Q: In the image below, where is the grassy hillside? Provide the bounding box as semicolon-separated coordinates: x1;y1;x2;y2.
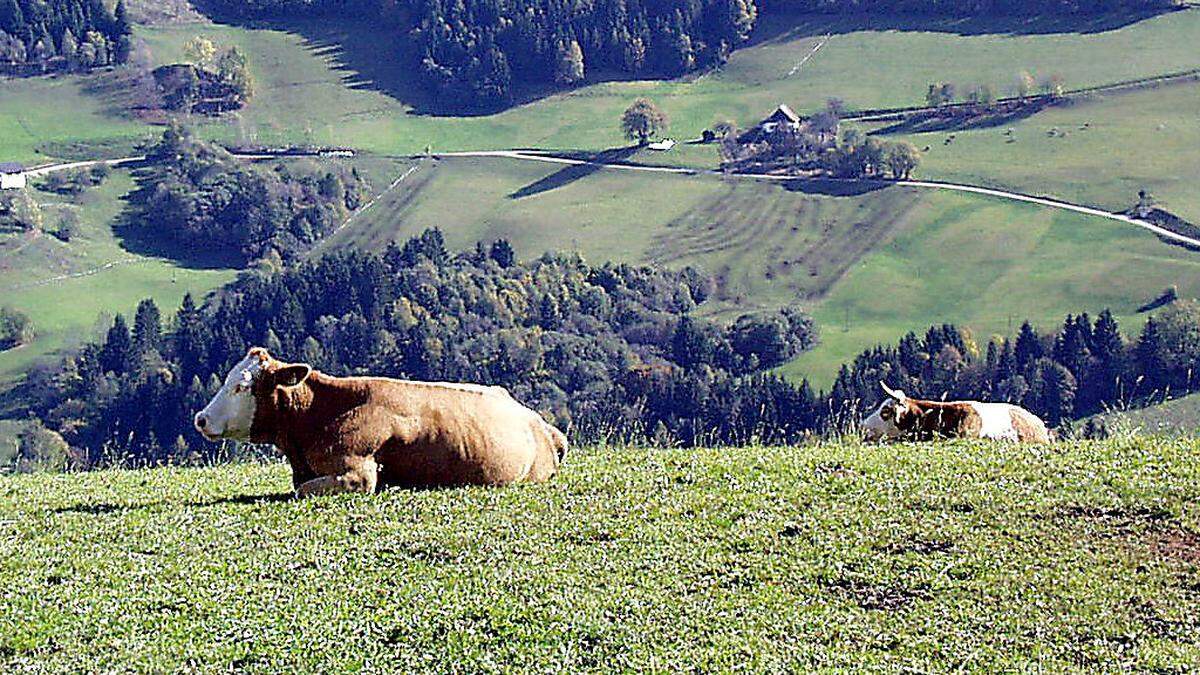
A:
2;440;1199;670
1089;394;1200;437
4;8;1200;163
0;169;236;383
886;80;1200;223
328;157;1200;386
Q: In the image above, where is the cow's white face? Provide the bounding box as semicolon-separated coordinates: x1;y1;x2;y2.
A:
862;399;905;441
862;383;908;441
194;353;265;441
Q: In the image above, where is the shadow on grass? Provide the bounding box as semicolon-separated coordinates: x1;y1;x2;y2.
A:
749;7;1185;46
53;491;294;514
781;177;891;197
508;146;640;199
870;99;1059;136
111;165;246;271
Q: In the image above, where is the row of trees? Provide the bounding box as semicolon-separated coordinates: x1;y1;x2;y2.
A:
12;225;1200;468
209;0;758;109
20;230;818;466
0;0;132;72
924;71;1065;107
127;124;367;263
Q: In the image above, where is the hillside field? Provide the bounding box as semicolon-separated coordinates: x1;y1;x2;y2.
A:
0;168;236;383
1089;393;1200;438
884;80;1200;223
2;440;1199;670
4;7;1200;163
329;156;1200;386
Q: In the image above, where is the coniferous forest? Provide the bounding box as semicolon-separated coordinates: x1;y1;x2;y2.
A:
0;0;132;72
15;226;1200;469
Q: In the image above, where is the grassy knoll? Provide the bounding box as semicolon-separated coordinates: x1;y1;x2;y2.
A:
329;157;1200;387
1089;393;1200;438
2;440;1199;670
0;73;153;166
0;170;235;383
5;8;1200;162
884;80;1200;223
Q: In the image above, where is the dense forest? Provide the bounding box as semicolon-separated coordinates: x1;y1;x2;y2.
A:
14;227;1200;470
126;125;367;263
0;0;132;72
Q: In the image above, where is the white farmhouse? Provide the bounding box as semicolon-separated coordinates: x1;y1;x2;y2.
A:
0;163;26;190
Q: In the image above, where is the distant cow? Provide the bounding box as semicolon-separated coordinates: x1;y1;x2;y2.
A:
194;348;567;497
862;382;1051;444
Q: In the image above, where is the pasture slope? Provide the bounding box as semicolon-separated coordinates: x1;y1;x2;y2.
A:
328;156;1200;386
2;440;1199;671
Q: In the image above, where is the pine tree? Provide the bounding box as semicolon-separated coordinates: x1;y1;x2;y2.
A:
100;314;134;374
132;298;161;356
1014;321;1043;371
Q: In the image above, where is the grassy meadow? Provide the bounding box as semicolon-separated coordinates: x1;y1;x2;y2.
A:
884;80;1200;223
4;7;1200;162
1089;393;1200;438
1;440;1199;670
326;156;1200;386
0;169;236;383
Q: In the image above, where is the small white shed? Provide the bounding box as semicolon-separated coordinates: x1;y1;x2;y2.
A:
0;163;26;190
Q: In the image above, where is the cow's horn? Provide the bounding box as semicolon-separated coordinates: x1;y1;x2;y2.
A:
880;381;905;400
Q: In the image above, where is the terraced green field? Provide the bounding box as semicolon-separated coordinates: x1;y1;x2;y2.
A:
2;440;1199;670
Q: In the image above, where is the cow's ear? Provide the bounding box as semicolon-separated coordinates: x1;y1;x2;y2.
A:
274;363;312;388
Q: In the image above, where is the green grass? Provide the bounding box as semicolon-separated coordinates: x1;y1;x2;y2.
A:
329;157;1200;387
2;440;1199;670
0;170;236;383
5;8;1200;162
885;80;1200;223
1089;393;1200;438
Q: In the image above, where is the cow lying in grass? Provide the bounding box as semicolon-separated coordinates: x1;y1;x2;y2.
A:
194;348;568;497
862;382;1052;444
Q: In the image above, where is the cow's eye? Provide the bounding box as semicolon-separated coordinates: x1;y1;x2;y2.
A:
880;407;891;420
234;384;246;393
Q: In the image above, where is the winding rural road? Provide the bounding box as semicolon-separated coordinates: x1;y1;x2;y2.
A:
16;148;1200;252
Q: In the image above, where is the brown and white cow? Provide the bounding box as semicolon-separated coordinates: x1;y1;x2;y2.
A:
862;382;1052;444
194;348;568;497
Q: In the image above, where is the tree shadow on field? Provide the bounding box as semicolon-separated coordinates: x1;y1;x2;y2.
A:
870;98;1059;136
781;177;891;197
112;164;246;271
508;146;640;200
747;6;1184;46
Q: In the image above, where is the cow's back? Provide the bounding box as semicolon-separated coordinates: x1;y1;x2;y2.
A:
359;378;563;487
972;402;1052;444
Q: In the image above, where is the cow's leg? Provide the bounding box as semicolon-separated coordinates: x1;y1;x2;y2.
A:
294;457;378;499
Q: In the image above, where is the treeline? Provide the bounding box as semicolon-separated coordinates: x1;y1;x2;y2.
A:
758;0;1180;14
830;302;1200;428
0;0;132;72
21;231;818;466
127;125;366;263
